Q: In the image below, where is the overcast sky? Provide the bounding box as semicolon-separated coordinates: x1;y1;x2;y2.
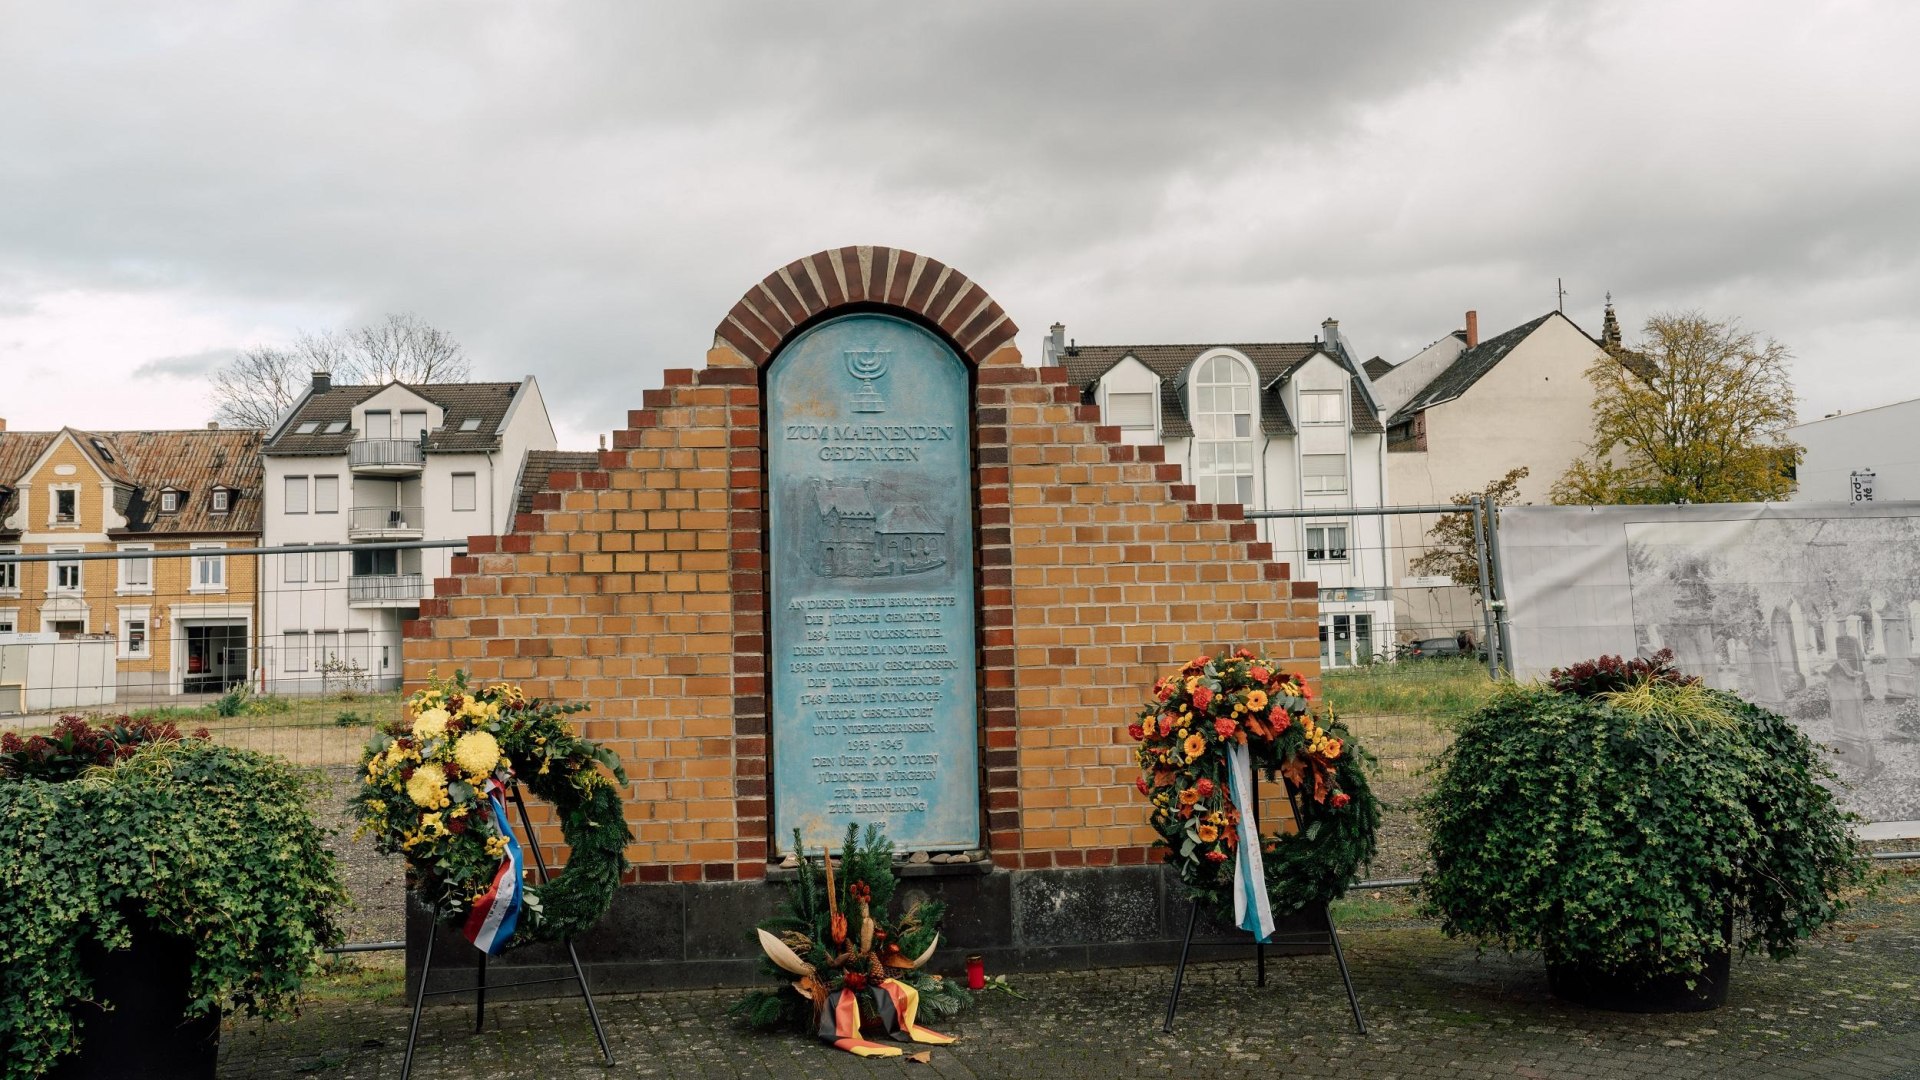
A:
5;1;1918;449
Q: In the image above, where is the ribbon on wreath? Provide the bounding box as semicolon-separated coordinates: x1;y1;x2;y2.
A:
1225;741;1275;942
461;778;525;955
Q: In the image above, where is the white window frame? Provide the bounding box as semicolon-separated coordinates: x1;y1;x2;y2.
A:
313;475;340;514
50;484;80;526
0;608;17;634
1104;390;1158;435
159;490;180;513
451;472;478;512
365;410;392;440
1298;390;1346;426
118;606;151;659
210;488;229;513
1306;524;1350;563
118;543;154;594
314;629;342;670
190;543;227;594
50;546;83;595
283;630;309;672
285;475;309;514
283;545;308;584
312;547;339;583
1189;352;1258;506
0;546;19;595
399;410;428;442
1301;453;1349;495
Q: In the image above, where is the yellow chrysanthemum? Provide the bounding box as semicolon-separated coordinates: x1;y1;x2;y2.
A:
413;707;451;740
454;730;506;779
406;768;450;810
485;835;508;858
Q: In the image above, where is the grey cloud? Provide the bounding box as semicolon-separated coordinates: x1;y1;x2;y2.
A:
132;348;236;380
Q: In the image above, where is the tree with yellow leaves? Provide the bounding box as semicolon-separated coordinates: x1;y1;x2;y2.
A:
1551;311;1801;505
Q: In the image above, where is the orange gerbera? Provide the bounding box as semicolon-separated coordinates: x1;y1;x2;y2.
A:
1247;689;1268;711
1178;787;1200;806
1197;824;1220;842
1182;732;1207;759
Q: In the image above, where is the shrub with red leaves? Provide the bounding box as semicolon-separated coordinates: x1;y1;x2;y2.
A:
1546;647;1699;699
0;714;207;783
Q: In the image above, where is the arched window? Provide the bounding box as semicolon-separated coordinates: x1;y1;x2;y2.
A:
1191;353;1256;504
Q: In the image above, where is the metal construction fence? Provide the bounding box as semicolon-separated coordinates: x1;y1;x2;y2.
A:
0;539;462;765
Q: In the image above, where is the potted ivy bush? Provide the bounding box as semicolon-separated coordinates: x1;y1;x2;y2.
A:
1419;651;1866;1012
0;717;346;1079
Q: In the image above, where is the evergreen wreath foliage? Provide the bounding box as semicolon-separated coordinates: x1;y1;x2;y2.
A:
730;825;971;1031
353;670;630;946
1130;649;1381;920
0;735;345;1080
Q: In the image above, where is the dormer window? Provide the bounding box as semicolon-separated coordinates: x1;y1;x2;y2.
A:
1298;390;1346;425
1190;353;1256;504
1103;391;1156;443
211;489;230;513
159;490;179;513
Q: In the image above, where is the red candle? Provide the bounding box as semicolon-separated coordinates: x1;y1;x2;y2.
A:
965;954;985;991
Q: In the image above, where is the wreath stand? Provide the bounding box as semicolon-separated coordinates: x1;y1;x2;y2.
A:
1161;766;1367;1035
401;783;616;1079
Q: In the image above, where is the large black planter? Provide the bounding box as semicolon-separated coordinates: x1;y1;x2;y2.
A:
1546;947;1732;1013
49;921;219;1080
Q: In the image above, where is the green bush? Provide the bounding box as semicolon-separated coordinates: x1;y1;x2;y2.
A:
0;739;345;1078
1418;679;1865;980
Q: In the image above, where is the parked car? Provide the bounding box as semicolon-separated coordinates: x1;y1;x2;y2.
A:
1404;637;1486;662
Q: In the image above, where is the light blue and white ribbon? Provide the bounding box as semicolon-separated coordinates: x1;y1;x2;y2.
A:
1225;742;1274;942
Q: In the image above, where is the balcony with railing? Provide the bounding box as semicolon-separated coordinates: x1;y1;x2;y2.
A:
347;439;425;474
347;504;425;539
347;573;427;607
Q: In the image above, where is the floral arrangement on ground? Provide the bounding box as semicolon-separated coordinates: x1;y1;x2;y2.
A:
731;825;970;1057
353;670;631;948
1;719;344;1080
1131;649;1380;920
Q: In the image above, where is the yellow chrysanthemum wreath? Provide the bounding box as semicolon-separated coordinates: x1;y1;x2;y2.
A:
353;670;631;947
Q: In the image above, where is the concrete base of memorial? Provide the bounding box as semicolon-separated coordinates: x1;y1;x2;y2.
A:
405;864;1331;1001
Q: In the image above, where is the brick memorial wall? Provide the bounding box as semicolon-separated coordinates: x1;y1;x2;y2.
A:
402;246;1321;989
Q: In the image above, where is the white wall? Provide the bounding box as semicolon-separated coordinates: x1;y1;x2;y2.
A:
0;636;117;713
1372;333;1465;417
1788;400;1920;504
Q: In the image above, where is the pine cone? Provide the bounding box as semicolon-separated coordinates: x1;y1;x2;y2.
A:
868;954;888;980
779;930;814;956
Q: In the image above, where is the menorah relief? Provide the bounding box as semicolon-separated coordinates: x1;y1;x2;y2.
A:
845;348;889;413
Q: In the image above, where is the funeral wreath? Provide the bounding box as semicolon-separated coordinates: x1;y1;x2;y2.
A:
1130;649;1380;929
354;671;630;951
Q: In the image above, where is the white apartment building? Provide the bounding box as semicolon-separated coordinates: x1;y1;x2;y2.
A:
1043;320;1393;668
259;373;557;691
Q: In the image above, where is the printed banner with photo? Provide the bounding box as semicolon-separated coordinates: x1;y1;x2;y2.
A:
1501;502;1920;838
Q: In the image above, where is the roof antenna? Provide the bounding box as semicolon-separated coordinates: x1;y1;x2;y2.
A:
1556;277;1568;313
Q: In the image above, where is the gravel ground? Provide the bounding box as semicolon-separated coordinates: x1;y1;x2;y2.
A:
314;763;407;948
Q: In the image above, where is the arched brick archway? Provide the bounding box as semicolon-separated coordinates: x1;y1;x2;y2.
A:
713;246;1018;367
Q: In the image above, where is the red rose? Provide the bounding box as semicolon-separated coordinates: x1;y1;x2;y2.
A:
843;971;868;990
1204;850;1229;863
1135;776;1150;796
1213;717;1236;740
1127;722;1145;741
401;767;415;781
1235;648;1254;660
443;762;461;779
1157;716;1174;738
1191;686;1214;710
1331;792;1351;809
448;815;469;834
1250;666;1269;683
1195;777;1215;799
1274;714;1291;733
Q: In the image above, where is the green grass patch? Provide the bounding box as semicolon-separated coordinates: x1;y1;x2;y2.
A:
1322;657;1498;724
304;955;406;1005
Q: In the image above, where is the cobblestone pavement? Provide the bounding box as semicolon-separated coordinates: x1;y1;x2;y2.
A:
222;868;1920;1080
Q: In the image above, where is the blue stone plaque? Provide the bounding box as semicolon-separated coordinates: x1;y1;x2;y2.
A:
767;314;979;852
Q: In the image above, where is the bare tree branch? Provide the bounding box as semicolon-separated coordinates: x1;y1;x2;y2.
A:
207;313;473;428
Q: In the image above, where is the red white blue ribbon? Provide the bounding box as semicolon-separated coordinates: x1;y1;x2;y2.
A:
1226;742;1274;942
461;779;524;956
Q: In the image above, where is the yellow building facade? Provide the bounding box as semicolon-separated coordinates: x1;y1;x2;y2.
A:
0;425;263;698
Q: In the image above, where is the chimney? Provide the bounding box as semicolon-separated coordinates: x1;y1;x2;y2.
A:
206;421;220;430
311;370;332;393
1042;322;1067;367
1321;317;1341;355
0;417;7;432
1465;310;1479;348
